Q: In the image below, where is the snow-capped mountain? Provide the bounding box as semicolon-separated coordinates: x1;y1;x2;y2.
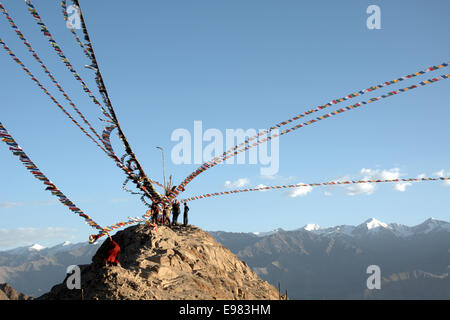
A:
211;218;450;300
364;218;391;230
209;217;450;299
351;218;393;236
252;228;285;237
45;241;83;254
5;243;47;255
3;240;99;256
303;223;321;231
1;218;449;299
412;218;450;234
0;240;102;297
28;244;46;251
250;218;450;239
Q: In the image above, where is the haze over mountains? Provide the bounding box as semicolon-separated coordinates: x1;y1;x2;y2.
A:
0;240;101;297
248;217;450;238
1;218;449;299
211;217;450;299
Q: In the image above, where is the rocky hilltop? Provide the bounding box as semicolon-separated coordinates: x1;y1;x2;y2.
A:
0;283;31;300
38;224;279;300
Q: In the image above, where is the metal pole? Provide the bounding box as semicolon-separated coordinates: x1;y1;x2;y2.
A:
278;281;281;300
156;147;166;190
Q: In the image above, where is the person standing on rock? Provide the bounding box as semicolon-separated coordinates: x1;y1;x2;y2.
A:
171;200;180;225
157;203;164;224
162;202;171;226
150;202;159;224
183;202;189;226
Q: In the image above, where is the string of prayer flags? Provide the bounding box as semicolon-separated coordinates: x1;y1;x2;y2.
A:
181;177;450;202
0;121;105;236
25;0;112;121
172;73;450;198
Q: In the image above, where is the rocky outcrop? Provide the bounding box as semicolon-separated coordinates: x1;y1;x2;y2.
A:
0;283;31;300
39;224;279;300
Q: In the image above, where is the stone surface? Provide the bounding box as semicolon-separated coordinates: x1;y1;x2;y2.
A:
38;224;279;300
0;283;31;300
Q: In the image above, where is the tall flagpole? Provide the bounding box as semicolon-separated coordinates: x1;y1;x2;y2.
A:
156;146;166;193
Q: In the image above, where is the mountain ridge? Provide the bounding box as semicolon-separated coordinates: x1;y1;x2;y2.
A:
1;217;449;299
229;217;450;239
0;283;32;300
209;217;450;299
2;217;448;254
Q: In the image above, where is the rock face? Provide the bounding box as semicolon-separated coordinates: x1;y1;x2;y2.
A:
38;224;279;300
0;283;31;300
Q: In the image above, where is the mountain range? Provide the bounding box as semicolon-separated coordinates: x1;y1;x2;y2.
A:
249;217;450;238
210;218;450;299
0;240;101;297
1;217;449;299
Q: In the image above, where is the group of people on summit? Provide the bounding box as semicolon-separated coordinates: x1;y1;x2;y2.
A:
105;200;190;266
149;199;189;227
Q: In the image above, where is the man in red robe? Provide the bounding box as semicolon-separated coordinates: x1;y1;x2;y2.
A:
105;236;120;266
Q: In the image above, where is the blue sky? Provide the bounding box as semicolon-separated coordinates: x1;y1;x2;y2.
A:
0;0;449;249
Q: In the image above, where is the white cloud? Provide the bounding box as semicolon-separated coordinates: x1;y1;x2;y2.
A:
336;167;449;196
0;227;75;249
362;167;402;180
417;173;426;179
393;182;412;192
346;167;411;195
224;178;250;189
255;184;269;192
432;169;450;186
433;169;445;177
285;183;313;198
322;176;350;196
0;202;23;209
346;183;376;196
